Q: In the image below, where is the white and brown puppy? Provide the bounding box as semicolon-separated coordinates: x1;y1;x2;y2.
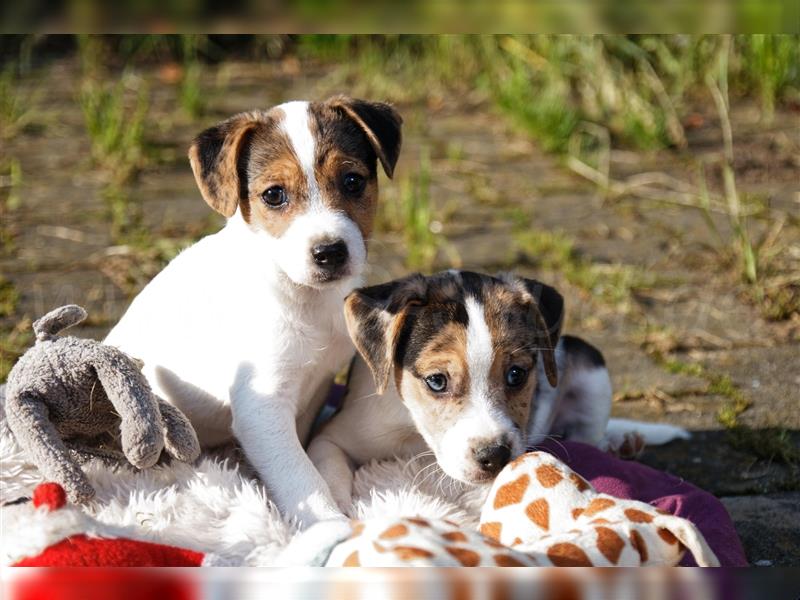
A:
308;270;613;511
105;97;402;526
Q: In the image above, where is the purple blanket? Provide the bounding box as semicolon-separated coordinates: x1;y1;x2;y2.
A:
538;439;747;567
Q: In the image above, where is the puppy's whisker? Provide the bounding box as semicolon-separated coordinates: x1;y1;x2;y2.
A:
407;449;436;463
405;451;436;479
417;463;443;489
530;434;571;462
411;461;440;488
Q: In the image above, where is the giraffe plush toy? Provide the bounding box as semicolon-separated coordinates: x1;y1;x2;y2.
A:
285;451;720;567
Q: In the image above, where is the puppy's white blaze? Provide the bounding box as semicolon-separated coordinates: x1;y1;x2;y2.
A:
463;295;518;448
279;101;321;202
464;296;493;403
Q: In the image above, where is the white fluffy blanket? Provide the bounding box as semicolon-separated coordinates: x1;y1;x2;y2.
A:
0;399;488;566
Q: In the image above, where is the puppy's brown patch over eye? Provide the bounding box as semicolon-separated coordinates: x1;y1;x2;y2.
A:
314;97;401;243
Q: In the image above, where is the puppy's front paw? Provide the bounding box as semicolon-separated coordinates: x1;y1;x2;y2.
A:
278;518;354;566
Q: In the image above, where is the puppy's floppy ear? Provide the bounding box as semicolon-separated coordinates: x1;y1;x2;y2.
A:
188;112;262;217
517;276;564;388
328;96;403;178
344;275;425;394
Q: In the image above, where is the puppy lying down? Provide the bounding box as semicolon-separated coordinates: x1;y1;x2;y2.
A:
309;270;687;512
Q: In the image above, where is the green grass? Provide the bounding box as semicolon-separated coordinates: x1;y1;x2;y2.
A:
78;76;149;183
297;35;799;153
0;66;40;140
0;318;32;384
178;35;207;119
512;228;656;305
647;352;755;431
640;337;798;468
0;158;22;254
0;276;19;319
78;73;149;240
377;149;442;270
102;184;142;242
726;428;800;465
756;282;800;321
734;34;800;122
0;277;30;383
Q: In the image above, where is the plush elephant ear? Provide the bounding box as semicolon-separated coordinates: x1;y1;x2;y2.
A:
188;111;263;217
344;275;426;394
327;96;403;178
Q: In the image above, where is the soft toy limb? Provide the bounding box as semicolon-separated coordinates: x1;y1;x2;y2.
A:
65;439;126;466
32;305;87;342
91;346;164;469
5;391;95;503
156;400;201;463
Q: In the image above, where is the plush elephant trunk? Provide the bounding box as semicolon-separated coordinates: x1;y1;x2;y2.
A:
33;305;88;342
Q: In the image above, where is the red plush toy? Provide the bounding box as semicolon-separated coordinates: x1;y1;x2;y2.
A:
9;482;230;567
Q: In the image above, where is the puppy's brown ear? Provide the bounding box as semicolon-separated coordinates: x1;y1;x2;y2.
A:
344;275;425;394
328;96;403;178
518;277;564;388
188;112;262;217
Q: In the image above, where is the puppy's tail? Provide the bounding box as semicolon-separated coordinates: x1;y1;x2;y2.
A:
605;417;690;450
33;305;88;342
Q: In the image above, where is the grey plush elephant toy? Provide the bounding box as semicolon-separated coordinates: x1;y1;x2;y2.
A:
4;305;201;503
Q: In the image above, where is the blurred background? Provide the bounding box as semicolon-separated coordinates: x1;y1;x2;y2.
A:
0;34;798;565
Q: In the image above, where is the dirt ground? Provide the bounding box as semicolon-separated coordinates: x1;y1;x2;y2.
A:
2;57;798;565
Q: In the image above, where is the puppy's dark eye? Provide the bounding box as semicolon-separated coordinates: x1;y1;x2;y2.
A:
506;366;528;388
261;185;287;207
424;373;447;393
342;172;366;196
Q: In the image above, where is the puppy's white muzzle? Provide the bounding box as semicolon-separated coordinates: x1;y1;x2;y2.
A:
431;407;524;485
275;209;366;288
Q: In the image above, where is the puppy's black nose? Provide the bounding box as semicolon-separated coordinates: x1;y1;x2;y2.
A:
311;241;348;269
474;443;512;475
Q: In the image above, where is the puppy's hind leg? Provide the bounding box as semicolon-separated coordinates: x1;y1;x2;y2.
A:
547;336;613;448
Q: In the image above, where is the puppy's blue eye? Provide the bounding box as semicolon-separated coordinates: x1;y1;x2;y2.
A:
342;172;366;195
262;186;287;207
506;366;527;388
424;373;447;393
